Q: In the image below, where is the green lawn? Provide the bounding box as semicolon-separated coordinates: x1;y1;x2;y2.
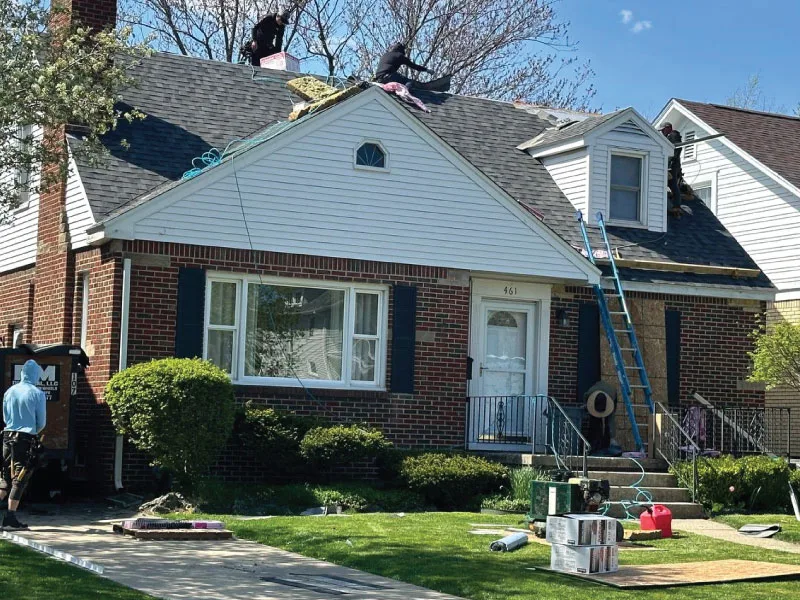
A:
188;512;800;600
715;514;800;544
0;540;155;600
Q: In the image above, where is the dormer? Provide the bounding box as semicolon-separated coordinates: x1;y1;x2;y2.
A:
519;108;672;232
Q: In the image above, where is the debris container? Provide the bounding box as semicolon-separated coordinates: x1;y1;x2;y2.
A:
640;504;673;538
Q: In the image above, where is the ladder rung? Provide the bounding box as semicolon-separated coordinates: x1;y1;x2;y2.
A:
629;385;649;389
609;311;627;315
613;329;631;333
625;366;642;370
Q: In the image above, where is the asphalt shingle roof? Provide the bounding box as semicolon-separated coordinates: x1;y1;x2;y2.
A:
77;53;771;291
521;109;623;149
677;99;800;191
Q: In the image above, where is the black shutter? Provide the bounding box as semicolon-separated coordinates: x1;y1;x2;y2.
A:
175;267;206;358
577;302;601;402
665;309;681;407
390;285;417;394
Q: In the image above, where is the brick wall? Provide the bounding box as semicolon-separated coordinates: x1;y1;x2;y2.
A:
58;1;117;32
0;266;35;347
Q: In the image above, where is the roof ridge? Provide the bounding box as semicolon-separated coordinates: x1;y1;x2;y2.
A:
677;98;800;122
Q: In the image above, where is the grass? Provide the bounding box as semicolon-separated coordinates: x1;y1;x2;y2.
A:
715;514;800;544
0;540;155;600
184;511;800;599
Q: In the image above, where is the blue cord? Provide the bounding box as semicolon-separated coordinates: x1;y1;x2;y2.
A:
618;456;654;520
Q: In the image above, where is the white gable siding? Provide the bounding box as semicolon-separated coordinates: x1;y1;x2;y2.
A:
126;98;591;281
0;195;38;272
541;149;589;214
589;120;668;232
64;156;95;249
670;115;800;296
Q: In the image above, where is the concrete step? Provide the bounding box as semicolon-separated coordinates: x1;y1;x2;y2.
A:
609;485;692;503
589;471;678;487
602;501;705;520
531;456;667;472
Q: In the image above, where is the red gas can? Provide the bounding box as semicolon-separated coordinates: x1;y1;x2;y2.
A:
639;504;672;538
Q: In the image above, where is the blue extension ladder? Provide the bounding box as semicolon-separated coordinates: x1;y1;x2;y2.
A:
577;211;654;454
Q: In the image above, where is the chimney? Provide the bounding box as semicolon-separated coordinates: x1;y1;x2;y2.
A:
32;1;118;345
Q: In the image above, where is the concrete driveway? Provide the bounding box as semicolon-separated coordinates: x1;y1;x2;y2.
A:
9;505;465;600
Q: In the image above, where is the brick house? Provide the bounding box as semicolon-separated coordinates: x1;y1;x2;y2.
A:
0;1;779;491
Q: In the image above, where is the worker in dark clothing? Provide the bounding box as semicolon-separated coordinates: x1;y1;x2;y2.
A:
661;122;683;209
249;10;291;67
374;43;434;87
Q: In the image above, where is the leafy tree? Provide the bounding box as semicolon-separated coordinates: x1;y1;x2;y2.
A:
0;0;149;222
749;322;800;391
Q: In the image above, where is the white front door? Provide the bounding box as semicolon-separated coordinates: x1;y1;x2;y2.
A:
477;301;536;397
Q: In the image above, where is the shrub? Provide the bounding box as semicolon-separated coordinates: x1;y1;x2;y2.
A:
300;425;392;468
399;453;509;509
791;468;800;490
480;495;530;513
508;467;547;502
233;405;327;474
105;358;235;488
672;455;792;512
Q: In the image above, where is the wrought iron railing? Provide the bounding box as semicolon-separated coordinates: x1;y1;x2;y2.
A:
465;395;590;477
679;397;793;458
654;401;700;502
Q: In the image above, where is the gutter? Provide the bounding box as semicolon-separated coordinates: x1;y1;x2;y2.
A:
114;257;132;491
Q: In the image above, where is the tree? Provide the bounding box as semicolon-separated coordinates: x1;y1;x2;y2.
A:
122;0;595;107
0;0;149;222
749;322;800;391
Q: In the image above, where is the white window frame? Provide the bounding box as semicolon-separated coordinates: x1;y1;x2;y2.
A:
683;130;697;162
693;175;718;214
607;149;648;227
354;139;389;172
14;124;33;212
203;273;388;390
79;272;89;349
11;326;24;348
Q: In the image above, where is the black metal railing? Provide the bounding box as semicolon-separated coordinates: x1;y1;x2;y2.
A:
677;401;793;458
654;401;699;502
465;395;590;476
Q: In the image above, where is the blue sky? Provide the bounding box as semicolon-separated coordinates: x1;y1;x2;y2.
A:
558;0;800;117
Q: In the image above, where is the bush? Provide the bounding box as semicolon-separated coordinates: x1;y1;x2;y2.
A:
791;468;800;490
105;358;235;488
672;455;793;512
480;495;530;513
399;453;509;509
233;405;327;474
508;467;547;502
300;425;392;468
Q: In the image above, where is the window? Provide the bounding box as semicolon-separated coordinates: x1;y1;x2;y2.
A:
12;326;24;348
694;181;716;213
355;142;386;169
14;125;32;210
609;153;643;222
205;276;386;388
79;273;90;349
683;130;697;161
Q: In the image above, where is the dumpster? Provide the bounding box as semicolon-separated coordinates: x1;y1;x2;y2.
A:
0;343;90;460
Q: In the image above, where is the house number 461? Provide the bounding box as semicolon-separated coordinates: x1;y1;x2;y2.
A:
504;286;518;296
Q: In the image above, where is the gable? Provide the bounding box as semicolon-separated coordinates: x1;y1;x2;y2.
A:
96;91;597;283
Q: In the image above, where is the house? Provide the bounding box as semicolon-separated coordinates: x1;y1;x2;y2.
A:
0;1;779;491
655;99;800;438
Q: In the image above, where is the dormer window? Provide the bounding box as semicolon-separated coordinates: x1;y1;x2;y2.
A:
355;141;387;170
609;152;644;223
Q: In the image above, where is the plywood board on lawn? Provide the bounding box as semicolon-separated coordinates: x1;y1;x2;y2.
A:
539;559;800;588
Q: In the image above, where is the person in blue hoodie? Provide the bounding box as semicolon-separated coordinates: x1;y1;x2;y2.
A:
1;359;46;530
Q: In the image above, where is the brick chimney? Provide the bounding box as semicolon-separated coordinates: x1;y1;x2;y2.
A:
32;1;118;345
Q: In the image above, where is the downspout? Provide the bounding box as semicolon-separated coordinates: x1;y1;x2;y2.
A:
114;257;132;491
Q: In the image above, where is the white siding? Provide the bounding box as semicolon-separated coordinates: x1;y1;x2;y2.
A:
541;149;589;214
124;97;591;281
589;120;668;231
64;155;95;249
669;113;800;295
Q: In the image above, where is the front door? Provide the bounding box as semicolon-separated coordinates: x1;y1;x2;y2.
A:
470;300;539;446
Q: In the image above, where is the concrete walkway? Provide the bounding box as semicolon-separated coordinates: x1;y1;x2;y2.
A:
10;505;464;600
673;519;800;554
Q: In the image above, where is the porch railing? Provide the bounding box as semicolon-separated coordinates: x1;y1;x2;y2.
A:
465;395;590;476
654;401;699;502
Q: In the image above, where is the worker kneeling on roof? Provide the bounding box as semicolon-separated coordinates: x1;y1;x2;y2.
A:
248;9;291;66
1;360;46;530
374;42;435;88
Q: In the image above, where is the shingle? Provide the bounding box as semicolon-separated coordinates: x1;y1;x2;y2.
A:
521;109;624;149
677;99;800;191
77;52;772;292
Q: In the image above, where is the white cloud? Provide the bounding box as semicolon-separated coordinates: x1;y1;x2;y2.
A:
631;20;653;33
620;9;633;24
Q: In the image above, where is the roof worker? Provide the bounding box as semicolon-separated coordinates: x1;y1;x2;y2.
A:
661;122;683;210
1;360;47;530
374;42;435;88
249;9;292;67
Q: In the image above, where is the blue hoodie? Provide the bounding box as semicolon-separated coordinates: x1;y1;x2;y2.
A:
3;360;47;434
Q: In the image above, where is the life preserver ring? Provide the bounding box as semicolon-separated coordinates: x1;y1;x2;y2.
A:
586;388;615;419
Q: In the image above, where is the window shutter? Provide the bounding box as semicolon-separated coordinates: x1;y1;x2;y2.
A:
175;267;206;358
390;285;417;393
665;310;681;407
577;302;601;402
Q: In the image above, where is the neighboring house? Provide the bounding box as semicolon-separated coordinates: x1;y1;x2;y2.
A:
0;2;779;491
655;99;800;433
